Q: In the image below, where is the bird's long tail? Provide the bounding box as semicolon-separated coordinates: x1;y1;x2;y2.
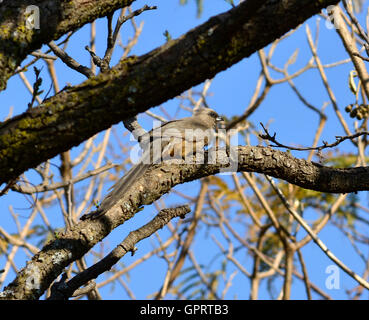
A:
81;141;167;220
99;162;148;212
81;162;149;220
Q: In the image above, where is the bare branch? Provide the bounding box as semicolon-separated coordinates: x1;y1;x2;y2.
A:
48;41;94;78
102;5;157;71
12;163;117;194
266;175;369;291
48;205;190;300
259;122;369;151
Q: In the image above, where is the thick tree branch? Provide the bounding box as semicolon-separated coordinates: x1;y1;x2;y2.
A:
1;145;368;300
0;0;137;91
0;0;341;185
48;205;190;300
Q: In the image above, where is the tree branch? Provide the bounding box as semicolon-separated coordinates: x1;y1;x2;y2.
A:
0;0;341;184
1;145;369;299
48;41;94;78
259;122;369;151
11;163;117;194
265;174;369;291
48;205;191;300
0;0;137;91
101;5;157;71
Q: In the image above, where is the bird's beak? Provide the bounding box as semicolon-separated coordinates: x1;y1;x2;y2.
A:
216;116;224;122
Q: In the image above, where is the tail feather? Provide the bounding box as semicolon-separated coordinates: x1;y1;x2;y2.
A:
98;162;149;213
81;141;162;220
99;136;179;213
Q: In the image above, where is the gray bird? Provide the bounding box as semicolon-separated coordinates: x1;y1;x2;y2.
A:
82;108;223;220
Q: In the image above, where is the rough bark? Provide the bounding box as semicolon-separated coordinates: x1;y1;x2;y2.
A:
0;0;340;185
0;0;136;90
48;205;191;300
1;146;368;300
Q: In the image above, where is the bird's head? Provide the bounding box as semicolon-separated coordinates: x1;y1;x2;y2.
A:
193;108;224;128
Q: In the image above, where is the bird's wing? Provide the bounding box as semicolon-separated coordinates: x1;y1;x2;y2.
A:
96;124;191;216
81;115;216;219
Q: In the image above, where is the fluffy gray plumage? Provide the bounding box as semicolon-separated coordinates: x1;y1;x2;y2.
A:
82;108;222;219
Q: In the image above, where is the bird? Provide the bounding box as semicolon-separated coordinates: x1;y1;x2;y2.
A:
81;108;223;220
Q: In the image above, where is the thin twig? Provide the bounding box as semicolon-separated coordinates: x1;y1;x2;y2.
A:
87;5;157;72
353;52;369;62
306;24;352;137
12;163;117;194
343;0;369;43
265;174;369;291
259;122;369;151
48;41;94;78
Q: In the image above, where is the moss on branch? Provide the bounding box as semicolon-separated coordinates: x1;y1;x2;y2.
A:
0;0;341;184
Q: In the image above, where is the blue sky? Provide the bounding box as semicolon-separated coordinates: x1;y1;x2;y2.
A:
1;0;369;300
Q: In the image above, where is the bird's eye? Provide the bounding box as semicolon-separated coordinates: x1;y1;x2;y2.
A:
209;111;217;118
